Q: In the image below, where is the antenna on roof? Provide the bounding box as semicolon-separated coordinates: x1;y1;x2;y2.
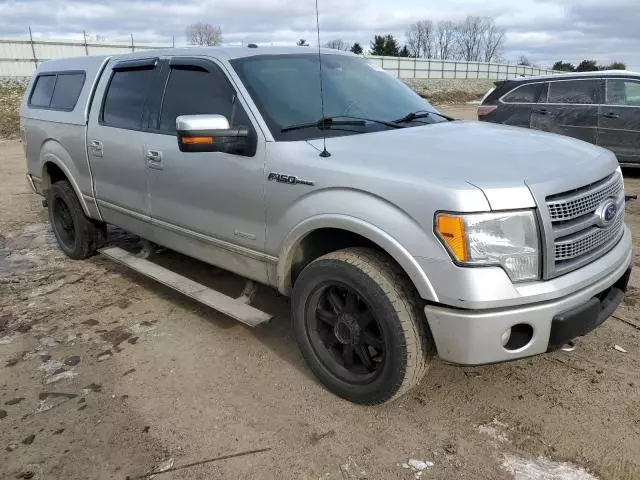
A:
315;0;330;158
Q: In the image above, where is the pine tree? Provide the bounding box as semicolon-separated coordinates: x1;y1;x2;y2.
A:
350;42;363;55
370;35;387;55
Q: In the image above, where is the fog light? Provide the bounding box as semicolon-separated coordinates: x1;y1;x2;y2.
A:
501;328;512;347
504;323;534;351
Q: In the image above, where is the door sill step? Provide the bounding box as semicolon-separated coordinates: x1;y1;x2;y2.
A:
98;246;272;327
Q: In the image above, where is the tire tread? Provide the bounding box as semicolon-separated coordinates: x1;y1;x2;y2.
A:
48;180;106;259
305;247;433;404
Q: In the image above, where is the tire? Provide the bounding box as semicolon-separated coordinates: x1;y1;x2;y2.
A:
48;180;107;259
292;247;433;405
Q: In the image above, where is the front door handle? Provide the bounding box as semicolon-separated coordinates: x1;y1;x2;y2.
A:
600;112;620;119
533;108;550;115
146;150;163;170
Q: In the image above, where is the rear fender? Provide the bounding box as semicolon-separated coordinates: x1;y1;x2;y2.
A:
39;140;92;217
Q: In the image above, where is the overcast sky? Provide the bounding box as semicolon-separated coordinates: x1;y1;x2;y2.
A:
0;0;639;69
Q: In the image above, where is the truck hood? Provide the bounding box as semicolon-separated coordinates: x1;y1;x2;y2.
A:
307;120;618;210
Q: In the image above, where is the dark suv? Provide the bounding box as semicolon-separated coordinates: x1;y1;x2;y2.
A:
478;71;640;166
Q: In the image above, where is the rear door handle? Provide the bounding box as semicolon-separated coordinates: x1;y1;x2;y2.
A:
89;139;103;157
533;108;550;115
146;150;163;170
600;112;620;119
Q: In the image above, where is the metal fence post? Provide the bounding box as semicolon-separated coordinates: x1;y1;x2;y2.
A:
83;30;89;55
28;26;38;71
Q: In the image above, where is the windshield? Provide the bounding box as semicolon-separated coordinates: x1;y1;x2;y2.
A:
230;53;445;141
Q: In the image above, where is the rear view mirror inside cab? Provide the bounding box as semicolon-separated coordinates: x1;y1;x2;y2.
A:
176;114;249;153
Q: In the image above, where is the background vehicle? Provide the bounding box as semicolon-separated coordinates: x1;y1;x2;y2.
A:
478;71;640;166
21;48;632;404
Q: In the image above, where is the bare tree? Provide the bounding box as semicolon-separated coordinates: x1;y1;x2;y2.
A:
406;20;435;58
482;20;505;62
435;20;457;60
323;39;350;51
518;55;532;66
406;22;424;57
186;22;222;46
456;16;486;61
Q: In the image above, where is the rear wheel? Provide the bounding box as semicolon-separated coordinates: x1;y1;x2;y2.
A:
48;180;106;259
292;247;433;404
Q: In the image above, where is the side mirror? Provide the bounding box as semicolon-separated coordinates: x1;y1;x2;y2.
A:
176;114;249;153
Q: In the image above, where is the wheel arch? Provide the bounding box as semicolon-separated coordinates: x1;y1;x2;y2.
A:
39;139;92;217
276;215;438;302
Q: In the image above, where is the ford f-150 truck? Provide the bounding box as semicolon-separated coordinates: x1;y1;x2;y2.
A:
20;47;632;404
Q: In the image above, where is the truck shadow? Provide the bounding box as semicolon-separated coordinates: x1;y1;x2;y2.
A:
96;229;315;379
622;166;640;179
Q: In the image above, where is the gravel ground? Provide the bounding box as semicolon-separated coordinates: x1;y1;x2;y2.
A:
1;113;640;480
0;79;26;139
403;79;493;104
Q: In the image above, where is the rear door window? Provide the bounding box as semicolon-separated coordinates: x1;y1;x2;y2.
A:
502;83;544;103
102;65;156;129
606;79;640;106
29;74;57;107
49;73;85;110
548;79;601;104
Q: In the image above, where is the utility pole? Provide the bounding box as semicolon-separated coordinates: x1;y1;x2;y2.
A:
172;35;175;48
130;33;135;52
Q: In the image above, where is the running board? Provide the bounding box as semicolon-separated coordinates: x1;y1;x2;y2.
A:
98;246;272;327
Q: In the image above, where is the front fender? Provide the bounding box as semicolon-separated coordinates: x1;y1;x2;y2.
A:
276;213;439;301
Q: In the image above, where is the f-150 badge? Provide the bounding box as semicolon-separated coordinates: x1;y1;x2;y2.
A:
267;172;314;186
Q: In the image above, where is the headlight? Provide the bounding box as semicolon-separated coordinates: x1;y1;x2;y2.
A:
435;210;540;282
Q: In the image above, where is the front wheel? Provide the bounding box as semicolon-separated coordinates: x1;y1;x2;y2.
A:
292;247;433;404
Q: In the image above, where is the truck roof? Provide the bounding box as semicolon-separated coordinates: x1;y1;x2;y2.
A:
37;46;353;73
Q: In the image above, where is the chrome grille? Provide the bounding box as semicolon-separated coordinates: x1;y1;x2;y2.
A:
554;214;624;262
545;172;625;276
547;174;623;222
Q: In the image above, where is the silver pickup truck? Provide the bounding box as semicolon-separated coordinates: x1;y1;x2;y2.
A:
20;47;632;404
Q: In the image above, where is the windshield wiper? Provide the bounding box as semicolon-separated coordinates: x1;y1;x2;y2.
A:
392;110;454;124
281;115;404;133
336;115;405;129
281;117;365;133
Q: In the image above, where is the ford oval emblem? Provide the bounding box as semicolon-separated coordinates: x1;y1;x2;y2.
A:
595;198;618;227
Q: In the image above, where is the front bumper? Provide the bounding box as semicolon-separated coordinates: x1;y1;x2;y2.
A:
424;226;633;365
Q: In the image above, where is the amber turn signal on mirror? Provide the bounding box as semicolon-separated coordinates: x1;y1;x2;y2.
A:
180;136;214;145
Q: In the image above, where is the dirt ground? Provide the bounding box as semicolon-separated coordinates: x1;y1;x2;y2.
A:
1;106;639;480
